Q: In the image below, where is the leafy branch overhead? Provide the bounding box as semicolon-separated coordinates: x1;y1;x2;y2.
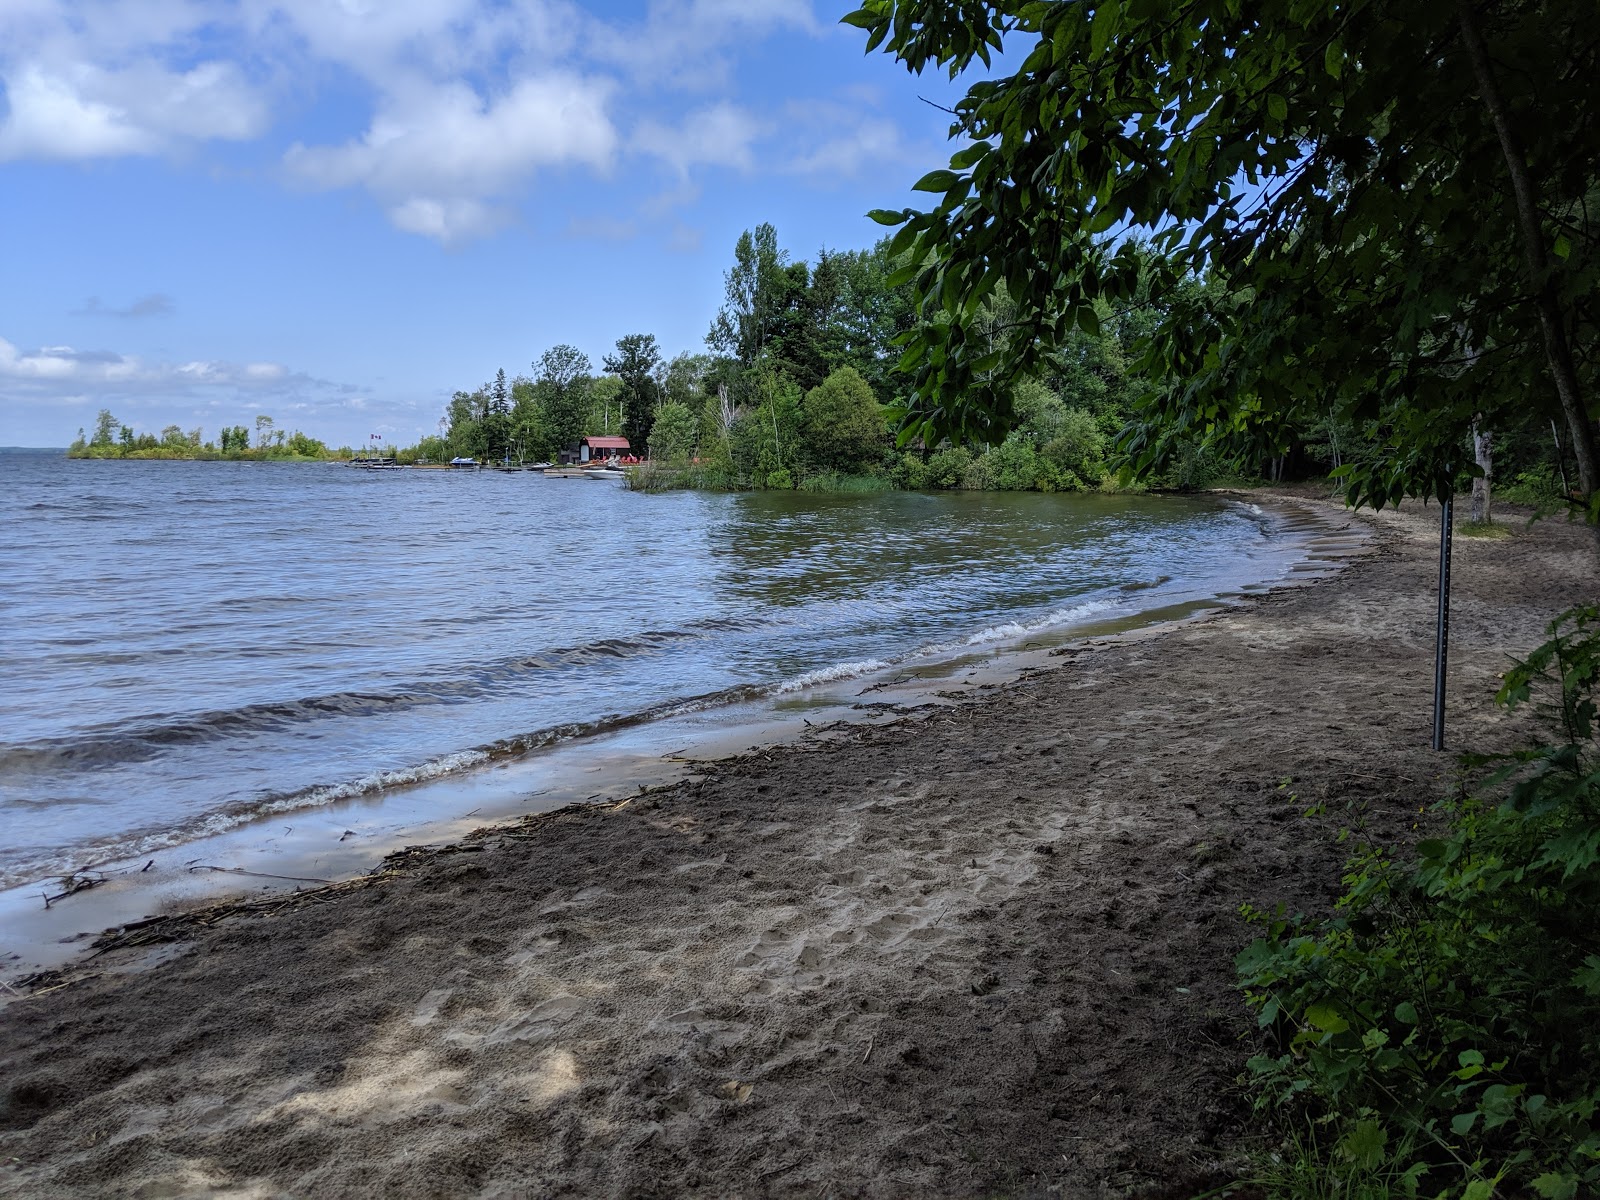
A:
847;0;1600;509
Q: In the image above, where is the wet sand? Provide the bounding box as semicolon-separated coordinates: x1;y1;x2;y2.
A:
0;493;1592;1198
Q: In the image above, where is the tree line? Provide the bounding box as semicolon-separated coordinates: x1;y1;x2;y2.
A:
67;410;342;461
421;221;1575;509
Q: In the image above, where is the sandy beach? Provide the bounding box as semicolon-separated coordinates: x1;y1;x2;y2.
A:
1;492;1593;1198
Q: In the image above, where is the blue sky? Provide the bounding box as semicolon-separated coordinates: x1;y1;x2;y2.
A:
0;1;965;448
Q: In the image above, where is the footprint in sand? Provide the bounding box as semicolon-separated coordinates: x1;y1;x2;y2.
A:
735;929;826;979
478;994;586;1044
411;987;453;1026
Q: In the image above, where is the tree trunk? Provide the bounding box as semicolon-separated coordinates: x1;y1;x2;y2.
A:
1471;422;1494;523
1458;1;1599;501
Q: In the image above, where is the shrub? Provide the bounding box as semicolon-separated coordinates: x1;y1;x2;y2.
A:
925;446;973;489
894;451;932;490
1501;464;1569;510
801;366;887;473
1040;408;1106;481
1237;606;1600;1198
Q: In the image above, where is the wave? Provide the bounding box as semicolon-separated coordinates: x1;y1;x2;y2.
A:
951;598;1118;649
0;617;779;777
0;586;1158;886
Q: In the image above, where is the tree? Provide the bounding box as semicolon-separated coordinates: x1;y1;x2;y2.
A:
660;353;715;424
588;376;624;436
648;401;698;462
708;224;793;393
802;365;887;474
508;375;546;460
92;409;117;447
485;367;511;463
604;333;663;450
535;345;592;453
255;415;275;450
848;0;1600;508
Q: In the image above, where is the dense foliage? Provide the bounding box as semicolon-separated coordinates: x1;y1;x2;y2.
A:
1238;608;1600;1197
846;0;1598;512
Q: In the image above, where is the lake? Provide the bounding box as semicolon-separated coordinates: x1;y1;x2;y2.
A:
0;452;1320;888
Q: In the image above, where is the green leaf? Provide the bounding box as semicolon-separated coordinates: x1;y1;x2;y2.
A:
1337;1118;1388;1169
912;168;962;193
1266;94;1288;123
1462;1181;1495;1200
1530;1172;1578;1200
1574;955;1600;996
866;208;907;227
1451;1111;1479;1136
1304;1003;1348;1034
1324;40;1344;79
1553;234;1572;260
1090;0;1119;58
1394;1001;1419;1024
950;141;992;170
839;9;878;30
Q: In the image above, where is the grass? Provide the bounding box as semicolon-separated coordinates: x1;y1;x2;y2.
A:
1458;520;1513;539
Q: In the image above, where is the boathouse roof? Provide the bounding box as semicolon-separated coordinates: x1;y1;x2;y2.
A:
581;436;631;450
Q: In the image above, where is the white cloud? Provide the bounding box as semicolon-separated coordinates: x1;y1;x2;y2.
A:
0;0;898;244
0;60;269;161
634;102;766;176
284;73;617;243
0;335;319;398
586;0;818;87
782;98;925;180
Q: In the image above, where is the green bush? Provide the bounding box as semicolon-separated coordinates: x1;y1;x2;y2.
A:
801;366;887;474
796;471;892;494
925;446;973;489
763;467;794;490
1502;464;1569;510
1041;408;1106;481
1237;606;1600;1198
894;451;932;490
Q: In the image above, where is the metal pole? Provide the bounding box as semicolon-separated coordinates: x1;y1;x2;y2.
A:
1432;494;1453;751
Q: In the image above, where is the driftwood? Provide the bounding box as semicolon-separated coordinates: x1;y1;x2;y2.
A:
42;876;106;908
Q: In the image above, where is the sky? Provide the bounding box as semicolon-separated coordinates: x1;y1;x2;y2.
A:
0;0;968;448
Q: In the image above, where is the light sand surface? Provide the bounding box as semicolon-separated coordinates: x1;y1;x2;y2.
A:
1;494;1593;1198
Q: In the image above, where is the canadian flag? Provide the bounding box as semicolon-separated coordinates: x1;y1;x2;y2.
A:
370;433;381;441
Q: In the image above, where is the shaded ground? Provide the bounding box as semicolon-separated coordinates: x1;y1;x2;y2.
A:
1;495;1593;1198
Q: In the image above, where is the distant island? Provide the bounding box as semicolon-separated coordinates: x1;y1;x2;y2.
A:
68;411;350;462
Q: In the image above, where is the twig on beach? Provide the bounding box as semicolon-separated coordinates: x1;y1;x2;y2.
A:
42;875;106;908
186;866;331;884
862;1036;875;1064
758;1159;803;1182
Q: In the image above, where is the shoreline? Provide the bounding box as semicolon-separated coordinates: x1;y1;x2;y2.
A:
1;493;1590;1196
0;494;1359;981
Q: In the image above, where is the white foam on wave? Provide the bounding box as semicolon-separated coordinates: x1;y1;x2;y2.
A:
0;748;495;889
252;749;493;818
958;598;1120;648
5;593;1151;889
775;659;890;693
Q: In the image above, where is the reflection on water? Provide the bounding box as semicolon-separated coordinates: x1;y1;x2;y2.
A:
2;453;1301;885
